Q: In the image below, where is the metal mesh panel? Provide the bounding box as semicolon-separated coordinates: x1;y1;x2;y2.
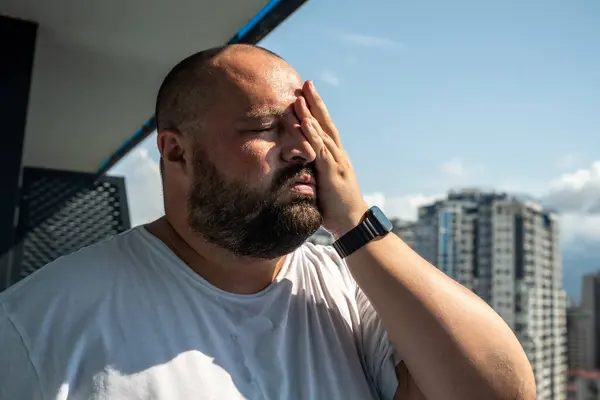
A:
11;167;130;285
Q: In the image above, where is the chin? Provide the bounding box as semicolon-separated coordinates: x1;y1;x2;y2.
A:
282;192;317;205
281;202;322;233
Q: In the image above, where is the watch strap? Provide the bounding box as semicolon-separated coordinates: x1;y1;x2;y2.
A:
333;218;381;258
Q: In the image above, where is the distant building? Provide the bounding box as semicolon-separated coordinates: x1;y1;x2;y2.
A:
568;306;593;369
307;227;334;246
580;272;600;369
414;189;567;400
568;370;600;400
390;218;416;249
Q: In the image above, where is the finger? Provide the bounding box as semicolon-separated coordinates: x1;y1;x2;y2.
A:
302;81;342;147
320;130;344;162
295;98;334;168
293;94;312;122
300;119;335;168
294;97;342;162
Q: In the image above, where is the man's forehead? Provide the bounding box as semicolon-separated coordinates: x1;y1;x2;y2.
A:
211;52;303;118
232;80;303;120
242;67;301;97
216;50;301;87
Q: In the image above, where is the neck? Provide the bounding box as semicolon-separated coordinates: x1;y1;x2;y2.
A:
145;216;286;295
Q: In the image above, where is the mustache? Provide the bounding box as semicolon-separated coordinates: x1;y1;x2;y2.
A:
272;163;317;191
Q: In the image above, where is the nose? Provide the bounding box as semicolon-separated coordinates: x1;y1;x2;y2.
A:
280;113;316;164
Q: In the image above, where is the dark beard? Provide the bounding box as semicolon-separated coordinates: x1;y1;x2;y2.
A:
186;145;323;259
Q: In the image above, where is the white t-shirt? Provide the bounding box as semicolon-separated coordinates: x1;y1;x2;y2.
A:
0;226;400;400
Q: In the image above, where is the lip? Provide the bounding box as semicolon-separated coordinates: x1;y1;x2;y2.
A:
293;174;316;186
289;182;316;196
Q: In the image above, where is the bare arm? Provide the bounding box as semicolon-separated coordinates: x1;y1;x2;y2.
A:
394;362;426;400
347;234;536;400
294;81;535;400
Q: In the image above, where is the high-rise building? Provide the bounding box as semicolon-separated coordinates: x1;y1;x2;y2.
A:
415;189;567;400
567;370;600;400
390;218;417;249
567;305;593;370
580;272;600;369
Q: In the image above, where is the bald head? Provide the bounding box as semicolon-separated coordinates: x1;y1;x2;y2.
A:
155;44;285;133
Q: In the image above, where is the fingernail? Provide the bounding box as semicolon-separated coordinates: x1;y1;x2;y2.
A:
309;80;315;90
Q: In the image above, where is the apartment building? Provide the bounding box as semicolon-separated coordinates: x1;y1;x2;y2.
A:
568;305;593;370
568;370;600;400
580;272;600;369
390;218;417;249
415;189;567;400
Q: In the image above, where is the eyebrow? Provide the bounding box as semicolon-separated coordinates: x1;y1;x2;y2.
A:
237;106;287;121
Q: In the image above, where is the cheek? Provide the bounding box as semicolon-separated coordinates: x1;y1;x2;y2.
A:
231;141;277;184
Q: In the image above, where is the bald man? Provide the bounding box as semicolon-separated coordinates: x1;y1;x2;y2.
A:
0;45;535;400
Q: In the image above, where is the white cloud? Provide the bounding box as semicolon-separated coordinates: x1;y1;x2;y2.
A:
386;194;440;220
559;213;600;244
441;158;468;179
319;70;340;86
541;160;600;246
544;160;600;215
364;192;439;221
109;147;164;227
363;192;386;210
338;33;399;49
364;160;600;245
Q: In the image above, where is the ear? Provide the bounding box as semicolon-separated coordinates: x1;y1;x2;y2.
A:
157;128;189;174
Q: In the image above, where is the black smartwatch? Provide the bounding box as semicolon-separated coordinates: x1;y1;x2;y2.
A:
333;206;393;258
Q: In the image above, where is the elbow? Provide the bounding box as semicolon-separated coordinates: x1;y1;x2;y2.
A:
487;375;536;400
486;374;536;400
514;375;536;400
488;349;536;400
504;358;536;400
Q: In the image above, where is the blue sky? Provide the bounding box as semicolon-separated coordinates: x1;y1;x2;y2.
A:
260;0;600;196
111;0;600;298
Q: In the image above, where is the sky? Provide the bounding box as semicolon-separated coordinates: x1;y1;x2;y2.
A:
110;0;600;300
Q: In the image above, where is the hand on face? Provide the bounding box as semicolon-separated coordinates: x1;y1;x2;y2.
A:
294;81;368;239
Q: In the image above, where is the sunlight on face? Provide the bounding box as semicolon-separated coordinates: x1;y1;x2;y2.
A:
183;50;322;259
198;52;307;194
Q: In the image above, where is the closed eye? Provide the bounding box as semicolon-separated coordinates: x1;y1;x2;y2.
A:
248;125;278;133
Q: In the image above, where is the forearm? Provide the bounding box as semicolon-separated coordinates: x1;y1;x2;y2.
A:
345;233;535;400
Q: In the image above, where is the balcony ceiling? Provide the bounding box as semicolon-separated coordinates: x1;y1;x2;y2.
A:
1;0;297;172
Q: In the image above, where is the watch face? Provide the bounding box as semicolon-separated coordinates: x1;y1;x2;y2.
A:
369;206;394;233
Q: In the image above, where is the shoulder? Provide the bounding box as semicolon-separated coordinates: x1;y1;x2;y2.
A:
0;227;150;397
0;227;145;326
0;303;44;399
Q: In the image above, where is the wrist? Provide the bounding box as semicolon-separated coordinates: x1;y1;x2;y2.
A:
330;202;369;240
